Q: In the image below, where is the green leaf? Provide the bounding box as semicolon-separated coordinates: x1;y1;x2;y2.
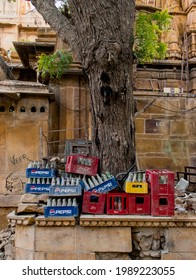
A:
38;50;73;80
134;9;172;63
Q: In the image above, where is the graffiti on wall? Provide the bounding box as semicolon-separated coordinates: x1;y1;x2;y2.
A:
9;154;29;165
5;172;25;193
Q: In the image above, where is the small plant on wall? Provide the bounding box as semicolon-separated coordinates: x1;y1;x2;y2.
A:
37;49;73;80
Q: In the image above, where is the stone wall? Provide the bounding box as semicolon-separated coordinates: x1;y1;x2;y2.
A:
135;95;196;172
0;94;49;194
6;212;196;260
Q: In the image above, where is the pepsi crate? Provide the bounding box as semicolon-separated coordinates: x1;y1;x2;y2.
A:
26;168;57;178
129;193;151;215
44;206;79;217
65;154;99;176
88;177;118;193
151;194;174;217
82;191;106;214
146;169;175;195
106;193;129;215
49;185;82;196
25;184;50;194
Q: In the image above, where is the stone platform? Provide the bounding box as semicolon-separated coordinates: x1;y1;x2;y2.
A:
7;211;196;260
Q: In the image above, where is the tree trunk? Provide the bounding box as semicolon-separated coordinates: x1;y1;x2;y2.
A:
31;0;136;176
87;61;136;176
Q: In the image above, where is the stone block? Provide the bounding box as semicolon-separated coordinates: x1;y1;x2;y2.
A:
162;140;187;155
34;251;46;260
17;203;44;215
76;227;132;252
138;157;176;171
0;208;16;230
15;248;34;260
45;252;78;260
77;252;96;260
136;138;162;153
161;252;196;260
135;118;144;133
186;141;196;155
0;195;23;207
35;227;76;252
170;120;187;135
15;225;35;251
167;228;196;252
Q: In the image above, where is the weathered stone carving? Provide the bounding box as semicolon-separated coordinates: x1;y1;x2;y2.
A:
163;20;182;59
164;0;183;12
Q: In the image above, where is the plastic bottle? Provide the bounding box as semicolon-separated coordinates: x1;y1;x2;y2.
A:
75;177;80;185
62;198;67;206
91;176;99;186
51;177;56;186
57;199;61;206
52;198;56;206
142;173;146;182
132;173;137;182
105;171;112;179
102;174;108;182
56;177;60;185
96;174;103;184
118;197;122;211
46;178;50;184
88;178;94;188
71;177;75;185
72;198;77;206
67;198;72;206
27;161;33;168
47;198;52;206
61;177;65;186
126;172;133;182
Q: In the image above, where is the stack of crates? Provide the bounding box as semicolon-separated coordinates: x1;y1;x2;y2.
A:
25;163;57;194
44;175;82;218
82;175;119;214
123;171;151;215
146;169;175;216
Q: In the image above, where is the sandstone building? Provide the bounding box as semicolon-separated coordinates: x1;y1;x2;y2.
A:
0;0;196;260
0;0;195;194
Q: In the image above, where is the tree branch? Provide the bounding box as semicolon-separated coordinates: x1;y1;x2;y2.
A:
31;0;77;50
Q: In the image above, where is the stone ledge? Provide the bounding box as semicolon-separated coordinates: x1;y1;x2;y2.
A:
35;216;76;227
7;211;35;226
7;212;196;228
80;214;196;227
0;195;22;207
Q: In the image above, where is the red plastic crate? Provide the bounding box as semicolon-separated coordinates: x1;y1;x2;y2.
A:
82;191;106;214
146;169;175;195
151;194;174;216
65;154;99;176
106;193;129;215
129;193;151;215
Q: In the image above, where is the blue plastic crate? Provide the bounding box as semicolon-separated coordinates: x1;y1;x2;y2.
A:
26;168;57;178
89;177;118;193
25;184;50;194
44;206;79;217
49;185;82;196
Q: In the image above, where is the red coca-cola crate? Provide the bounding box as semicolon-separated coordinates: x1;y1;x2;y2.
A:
151;194;174;216
82;191;106;214
146;169;175;195
129;193;151;215
106;193;129;215
65;154;99;176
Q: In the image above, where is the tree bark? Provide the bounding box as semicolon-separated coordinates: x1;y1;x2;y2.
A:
31;0;136;175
